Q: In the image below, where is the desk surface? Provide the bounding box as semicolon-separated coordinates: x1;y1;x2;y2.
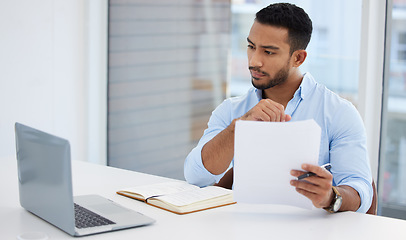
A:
1;155;405;240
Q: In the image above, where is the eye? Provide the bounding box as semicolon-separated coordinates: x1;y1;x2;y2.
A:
265;51;274;55
247;45;254;49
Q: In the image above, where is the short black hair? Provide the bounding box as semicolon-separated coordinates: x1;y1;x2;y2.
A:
255;3;313;54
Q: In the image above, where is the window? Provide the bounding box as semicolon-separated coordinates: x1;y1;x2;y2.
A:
397;32;406;61
108;0;230;179
378;0;406;220
399;32;406;45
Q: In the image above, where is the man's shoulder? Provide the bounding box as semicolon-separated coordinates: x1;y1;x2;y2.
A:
302;73;359;122
306;75;355;110
320;85;355;110
309;79;362;130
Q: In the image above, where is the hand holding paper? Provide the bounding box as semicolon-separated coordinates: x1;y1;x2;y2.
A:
233;119;321;209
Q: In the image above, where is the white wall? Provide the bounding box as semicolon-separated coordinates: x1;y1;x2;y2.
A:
0;0;107;164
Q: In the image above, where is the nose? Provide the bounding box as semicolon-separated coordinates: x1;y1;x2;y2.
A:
248;49;263;68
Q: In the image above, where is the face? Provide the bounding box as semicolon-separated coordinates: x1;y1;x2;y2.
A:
247;21;293;90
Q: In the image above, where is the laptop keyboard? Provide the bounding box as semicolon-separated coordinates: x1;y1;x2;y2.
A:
74;203;116;229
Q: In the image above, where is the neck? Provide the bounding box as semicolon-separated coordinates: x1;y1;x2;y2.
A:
262;70;303;108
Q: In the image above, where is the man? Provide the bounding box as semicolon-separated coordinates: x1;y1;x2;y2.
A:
184;3;373;213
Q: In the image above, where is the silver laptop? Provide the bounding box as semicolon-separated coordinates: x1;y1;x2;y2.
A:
15;122;155;237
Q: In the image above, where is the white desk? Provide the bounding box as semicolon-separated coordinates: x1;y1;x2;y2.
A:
1;155;405;240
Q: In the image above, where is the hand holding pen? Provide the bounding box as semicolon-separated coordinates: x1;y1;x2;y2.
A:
290;163;334;209
296;163;331;180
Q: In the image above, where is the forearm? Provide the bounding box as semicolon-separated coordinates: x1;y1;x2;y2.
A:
336;185;361;212
201;119;237;175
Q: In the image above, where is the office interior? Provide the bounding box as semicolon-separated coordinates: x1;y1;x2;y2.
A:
0;0;405;220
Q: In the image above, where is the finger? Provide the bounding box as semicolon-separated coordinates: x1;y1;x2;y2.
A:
242;106;270;121
290;169;307;178
260;100;285;122
296;175;331;190
269;105;283;122
295;187;315;197
262;107;280;122
295;186;317;198
294;187;326;208
269;102;285;122
291;179;318;193
252;110;271;121
301;164;332;179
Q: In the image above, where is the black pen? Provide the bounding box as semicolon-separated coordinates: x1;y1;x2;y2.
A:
297;163;331;180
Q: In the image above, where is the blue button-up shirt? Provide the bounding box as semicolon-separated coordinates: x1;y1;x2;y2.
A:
184;73;373;213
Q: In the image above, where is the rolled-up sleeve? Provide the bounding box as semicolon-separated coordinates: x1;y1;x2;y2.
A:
329;102;373;213
184;99;232;187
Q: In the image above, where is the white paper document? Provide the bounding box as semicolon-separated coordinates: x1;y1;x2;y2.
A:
233;119;321;209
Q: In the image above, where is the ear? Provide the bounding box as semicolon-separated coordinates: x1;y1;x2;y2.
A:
291;50;307;67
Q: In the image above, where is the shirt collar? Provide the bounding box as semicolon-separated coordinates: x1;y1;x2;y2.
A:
254;72;316;101
255;88;262;101
296;72;316;100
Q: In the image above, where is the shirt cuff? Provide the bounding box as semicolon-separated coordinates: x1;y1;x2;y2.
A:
338;178;373;213
184;144;226;187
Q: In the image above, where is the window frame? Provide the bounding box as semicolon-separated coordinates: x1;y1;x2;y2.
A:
357;0;387;182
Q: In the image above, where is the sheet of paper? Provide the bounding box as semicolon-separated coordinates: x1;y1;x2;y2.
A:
233;119;321;209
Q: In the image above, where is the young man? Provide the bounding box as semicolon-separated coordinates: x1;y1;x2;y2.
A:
184;3;373;213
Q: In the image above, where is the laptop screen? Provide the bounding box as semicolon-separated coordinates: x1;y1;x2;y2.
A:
15;123;76;235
